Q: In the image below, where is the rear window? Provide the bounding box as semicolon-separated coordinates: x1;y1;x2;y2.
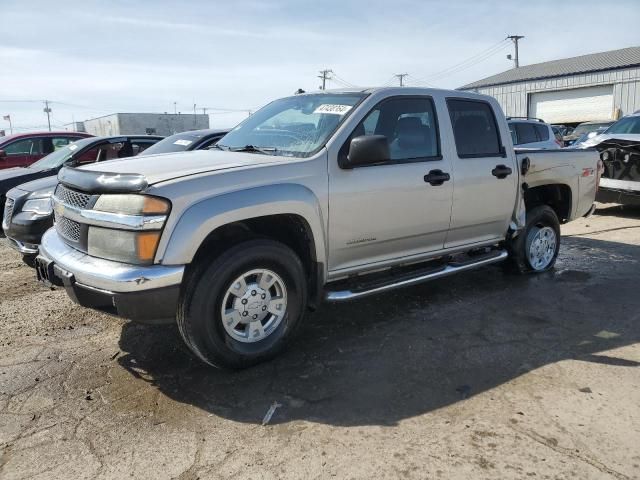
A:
138;133;200;155
534;124;549;141
513;123;538;145
447;99;502;157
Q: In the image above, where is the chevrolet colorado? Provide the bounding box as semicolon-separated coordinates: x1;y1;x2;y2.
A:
35;88;600;368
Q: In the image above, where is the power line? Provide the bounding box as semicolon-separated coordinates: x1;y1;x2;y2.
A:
408;39;510;85
404;74;438;88
331;72;357;88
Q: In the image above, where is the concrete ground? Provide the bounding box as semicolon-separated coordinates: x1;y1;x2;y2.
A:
0;204;639;480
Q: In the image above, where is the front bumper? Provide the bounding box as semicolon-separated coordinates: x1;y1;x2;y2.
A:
5;210;53;246
6;236;39;255
597;179;640;206
37;229;185;323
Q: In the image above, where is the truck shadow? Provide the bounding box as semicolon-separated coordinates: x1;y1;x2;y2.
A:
117;235;640;426
595;203;640;219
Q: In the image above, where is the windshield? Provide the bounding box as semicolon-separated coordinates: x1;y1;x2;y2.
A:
29;137;96;170
218;93;366;158
139;133;201;155
573;123;611;135
605;116;640;135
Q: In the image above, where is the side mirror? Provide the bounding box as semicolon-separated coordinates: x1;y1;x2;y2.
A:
345;135;390;168
0;149;6;159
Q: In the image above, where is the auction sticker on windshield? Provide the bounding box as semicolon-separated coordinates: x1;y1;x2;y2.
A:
314;104;353;115
174;139;193;146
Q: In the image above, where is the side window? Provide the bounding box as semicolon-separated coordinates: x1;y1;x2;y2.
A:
534;124;549;141
447;99;502;157
131;141;155;155
509;127;517;145
514;123;538;144
345;96;440;163
362;110;380;135
75;146;100;165
52;137;72;150
4;138;42;155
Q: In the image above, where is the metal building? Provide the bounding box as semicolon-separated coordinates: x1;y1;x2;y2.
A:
460;46;640;125
82;113;209;137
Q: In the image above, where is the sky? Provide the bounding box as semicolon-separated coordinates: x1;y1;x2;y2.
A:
1;0;639;132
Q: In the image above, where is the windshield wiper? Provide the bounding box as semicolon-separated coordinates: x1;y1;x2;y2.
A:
228;145;278;155
210;143;230;151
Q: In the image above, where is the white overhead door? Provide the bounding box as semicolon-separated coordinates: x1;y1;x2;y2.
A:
529;85;614;123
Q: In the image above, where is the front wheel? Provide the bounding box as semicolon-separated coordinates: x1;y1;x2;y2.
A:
506;205;561;274
177;239;308;369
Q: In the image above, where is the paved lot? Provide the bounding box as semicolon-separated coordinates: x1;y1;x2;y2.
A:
1;204;639;479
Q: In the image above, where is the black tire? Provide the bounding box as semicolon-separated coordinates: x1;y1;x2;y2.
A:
506;205;561;274
22;254;37;269
177;239;308;369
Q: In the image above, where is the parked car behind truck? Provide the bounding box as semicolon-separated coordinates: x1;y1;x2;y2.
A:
2;130;230;264
1;135;163;260
35;87;600;369
507;117;561;149
578;112;640;206
0;131;92;169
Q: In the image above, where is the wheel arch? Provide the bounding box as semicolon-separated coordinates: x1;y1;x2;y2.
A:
158;184;327;306
523;183;572;223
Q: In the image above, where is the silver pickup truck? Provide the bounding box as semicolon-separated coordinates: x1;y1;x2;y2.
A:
34;87;600;368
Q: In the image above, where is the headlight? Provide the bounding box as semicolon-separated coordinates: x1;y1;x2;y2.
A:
88;227;161;265
22;198;53;215
93;194;170;215
84;194;170;265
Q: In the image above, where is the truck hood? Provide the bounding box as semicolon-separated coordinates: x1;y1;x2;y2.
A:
77;150;292;185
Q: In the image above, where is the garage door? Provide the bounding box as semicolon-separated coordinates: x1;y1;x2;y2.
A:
529;85;613;123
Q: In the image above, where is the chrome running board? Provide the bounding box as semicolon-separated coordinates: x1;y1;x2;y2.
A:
325;249;508;302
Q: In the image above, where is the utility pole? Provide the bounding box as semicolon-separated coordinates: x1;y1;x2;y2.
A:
173;101;177;114
318;69;333;90
395;73;409;87
43;100;52;131
506;35;524;68
193;103;197;127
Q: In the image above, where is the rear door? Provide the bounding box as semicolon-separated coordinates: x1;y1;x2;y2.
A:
328;95;454;273
445;98;518;248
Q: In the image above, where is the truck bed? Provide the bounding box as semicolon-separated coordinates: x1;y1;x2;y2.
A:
514;148;600;221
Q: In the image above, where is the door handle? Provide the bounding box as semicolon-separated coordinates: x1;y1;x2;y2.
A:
424;169;450;186
492;165;513;179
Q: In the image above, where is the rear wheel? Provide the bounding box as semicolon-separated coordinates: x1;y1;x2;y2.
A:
506;205;560;274
177;239;308;369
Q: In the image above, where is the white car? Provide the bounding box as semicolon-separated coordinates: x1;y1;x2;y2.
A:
579;112;640;149
508;117;561;149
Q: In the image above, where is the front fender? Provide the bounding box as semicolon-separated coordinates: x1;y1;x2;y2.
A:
157;183;327;267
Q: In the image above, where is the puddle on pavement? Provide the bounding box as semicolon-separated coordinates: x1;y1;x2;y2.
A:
554;269;592;282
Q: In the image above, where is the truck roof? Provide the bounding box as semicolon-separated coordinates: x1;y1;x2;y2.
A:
299;86;492;99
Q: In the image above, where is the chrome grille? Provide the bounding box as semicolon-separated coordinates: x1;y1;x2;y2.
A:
56;216;81;242
55;184;92;209
3;198;14;226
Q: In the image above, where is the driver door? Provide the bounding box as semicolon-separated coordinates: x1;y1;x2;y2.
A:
327;96;454;274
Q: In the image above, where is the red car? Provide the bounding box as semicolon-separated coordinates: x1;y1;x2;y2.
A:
0;131;93;169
